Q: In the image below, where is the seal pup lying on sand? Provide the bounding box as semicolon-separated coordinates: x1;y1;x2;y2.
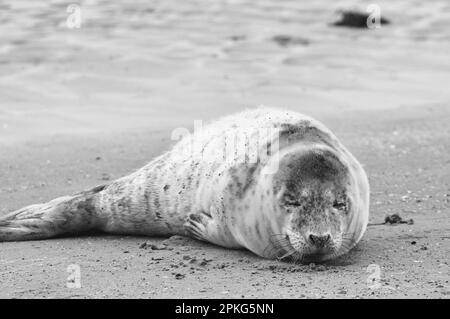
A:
0;107;369;263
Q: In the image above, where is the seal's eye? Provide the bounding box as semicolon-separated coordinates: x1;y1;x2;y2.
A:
333;200;347;211
283;194;301;207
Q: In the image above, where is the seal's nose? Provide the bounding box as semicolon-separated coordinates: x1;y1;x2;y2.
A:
308;234;331;248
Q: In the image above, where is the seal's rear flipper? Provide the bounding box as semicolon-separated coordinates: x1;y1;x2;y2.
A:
0;185;106;241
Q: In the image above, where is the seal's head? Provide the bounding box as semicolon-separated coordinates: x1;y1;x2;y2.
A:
270;144;359;263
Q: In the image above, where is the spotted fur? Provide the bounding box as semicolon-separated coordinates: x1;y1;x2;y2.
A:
0;107;369;262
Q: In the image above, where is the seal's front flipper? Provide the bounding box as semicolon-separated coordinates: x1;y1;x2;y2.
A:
184;212;213;242
184;209;241;249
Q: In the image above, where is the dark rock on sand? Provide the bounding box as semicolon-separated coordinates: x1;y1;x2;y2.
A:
272;35;310;47
333;10;390;28
384;214;414;225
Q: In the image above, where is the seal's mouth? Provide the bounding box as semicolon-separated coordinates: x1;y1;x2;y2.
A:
295;247;337;263
300;251;334;263
267;230;345;263
276;247;335;264
282;230;340;263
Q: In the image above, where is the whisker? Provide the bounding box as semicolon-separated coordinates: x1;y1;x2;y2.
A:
263;231;298;260
341;232;357;239
278;249;298;261
270;233;286;237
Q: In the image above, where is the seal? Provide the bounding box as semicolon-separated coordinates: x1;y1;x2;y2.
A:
0;107;370;262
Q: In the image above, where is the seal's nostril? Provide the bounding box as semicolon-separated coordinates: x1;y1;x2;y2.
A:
309;234;318;244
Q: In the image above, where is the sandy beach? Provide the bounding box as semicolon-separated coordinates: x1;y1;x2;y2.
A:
0;0;449;298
